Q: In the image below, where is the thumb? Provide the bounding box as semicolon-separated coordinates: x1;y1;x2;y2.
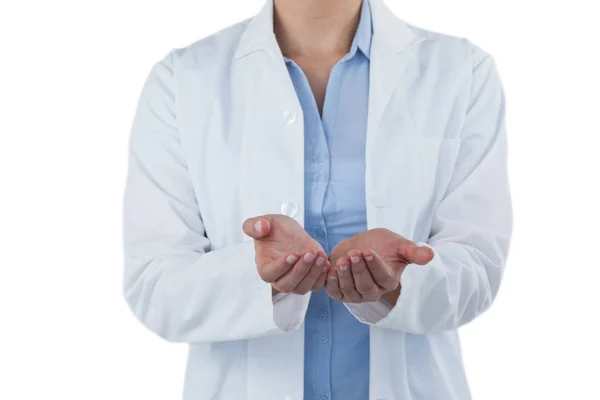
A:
242;216;272;239
402;245;434;265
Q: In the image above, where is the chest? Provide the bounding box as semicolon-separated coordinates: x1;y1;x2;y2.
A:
286;54;371;246
286;54;370;171
176;50;466;247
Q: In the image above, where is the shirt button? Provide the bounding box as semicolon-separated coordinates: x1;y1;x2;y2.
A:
318;310;328;319
319;334;329;343
280;200;299;218
317;155;325;164
315;228;325;238
283;110;297;125
318;175;325;182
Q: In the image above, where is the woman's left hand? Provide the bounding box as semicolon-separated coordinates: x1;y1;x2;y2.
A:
325;229;434;304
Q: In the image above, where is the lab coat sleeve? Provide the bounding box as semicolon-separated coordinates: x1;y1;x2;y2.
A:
122;52;310;343
346;47;512;334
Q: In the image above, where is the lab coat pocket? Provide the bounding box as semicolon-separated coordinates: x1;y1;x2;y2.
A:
368;136;460;241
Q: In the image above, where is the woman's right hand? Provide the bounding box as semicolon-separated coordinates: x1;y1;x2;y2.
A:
243;215;330;295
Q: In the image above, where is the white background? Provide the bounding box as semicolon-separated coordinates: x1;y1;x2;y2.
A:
1;0;599;399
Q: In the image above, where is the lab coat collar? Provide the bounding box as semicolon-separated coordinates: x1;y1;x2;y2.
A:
234;0;426;59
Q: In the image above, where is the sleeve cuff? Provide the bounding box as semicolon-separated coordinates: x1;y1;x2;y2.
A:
344;299;394;325
272;292;311;331
272;292;287;304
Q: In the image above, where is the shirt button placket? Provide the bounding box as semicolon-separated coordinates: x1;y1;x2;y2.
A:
318;292;333;398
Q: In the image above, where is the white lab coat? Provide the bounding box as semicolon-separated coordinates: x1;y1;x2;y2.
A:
123;0;512;399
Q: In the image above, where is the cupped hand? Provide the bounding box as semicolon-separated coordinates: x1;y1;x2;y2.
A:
243;214;330;295
326;228;434;303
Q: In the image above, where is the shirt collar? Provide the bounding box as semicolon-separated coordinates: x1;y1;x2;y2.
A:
351;0;373;59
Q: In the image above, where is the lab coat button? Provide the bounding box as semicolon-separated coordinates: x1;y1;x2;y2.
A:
280;200;299;218
283;110;297;125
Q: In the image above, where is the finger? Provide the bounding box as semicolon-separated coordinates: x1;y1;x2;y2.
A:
399;245;434;265
311;258;330;292
348;249;379;302
242;216;272;239
363;249;398;291
273;250;317;293
325;268;343;301
293;252;327;294
337;256;362;303
258;251;299;283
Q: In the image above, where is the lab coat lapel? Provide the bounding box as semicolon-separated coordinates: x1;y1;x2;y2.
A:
234;0;305;228
366;0;423;137
365;0;427;221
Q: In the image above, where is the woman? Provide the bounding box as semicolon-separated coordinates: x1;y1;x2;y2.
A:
123;0;512;399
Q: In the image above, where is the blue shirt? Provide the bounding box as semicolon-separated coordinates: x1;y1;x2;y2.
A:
284;2;372;399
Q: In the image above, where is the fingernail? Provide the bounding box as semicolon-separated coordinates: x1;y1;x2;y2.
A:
254;220;262;234
418;247;432;257
350;256;360;264
286;255;298;264
304;253;316;263
364;255;374;262
339;264;348;272
315;256;325;266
